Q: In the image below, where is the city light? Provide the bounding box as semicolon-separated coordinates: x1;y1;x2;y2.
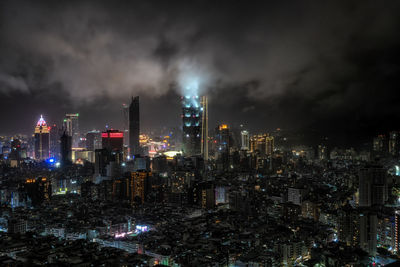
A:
1;2;399;266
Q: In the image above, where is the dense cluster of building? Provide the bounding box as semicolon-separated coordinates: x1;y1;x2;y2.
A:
1;94;400;266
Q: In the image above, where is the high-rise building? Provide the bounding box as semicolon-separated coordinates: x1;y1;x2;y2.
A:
216;124;230;153
389;131;400;157
337;206;359;246
241;130;250;151
266;135;274;156
182;95;202;156
34;115;50;160
359;212;378;256
60;131;72;167
129;96;140;157
122;103;129;147
131;171;151;204
102;130;124;152
49;124;61;159
63;113;79;147
200;96;208;161
359;165;388;207
94;148;110;177
86;130;102;151
250;134;274;156
215;124;230;170
9;139;22;161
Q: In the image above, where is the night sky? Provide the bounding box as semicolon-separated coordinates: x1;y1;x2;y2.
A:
1;1;400;147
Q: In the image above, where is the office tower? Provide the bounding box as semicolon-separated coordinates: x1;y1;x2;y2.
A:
86;130;102;151
359;165;388;207
200;96;208;161
102;130;124;152
389;131;400;157
182;95;202;156
359;212;377;256
241;130;250;150
63;113;79;147
34;115;50;160
129;96;140;157
60;131;72;167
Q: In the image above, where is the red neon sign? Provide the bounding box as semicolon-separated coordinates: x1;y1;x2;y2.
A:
102;132;123;138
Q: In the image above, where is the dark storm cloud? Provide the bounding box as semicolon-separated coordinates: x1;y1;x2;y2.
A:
1;0;400;145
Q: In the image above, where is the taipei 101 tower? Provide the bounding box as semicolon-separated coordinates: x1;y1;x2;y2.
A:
181;81;208;159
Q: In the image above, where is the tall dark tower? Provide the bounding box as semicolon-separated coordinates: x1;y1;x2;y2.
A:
60;131;72;167
182;95;202;156
129;96;140;157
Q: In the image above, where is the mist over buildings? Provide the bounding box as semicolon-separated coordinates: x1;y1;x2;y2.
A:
1;0;400;146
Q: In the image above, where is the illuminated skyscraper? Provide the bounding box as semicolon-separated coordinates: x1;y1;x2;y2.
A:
63;113;79;147
250;133;274;155
34;115;50;160
216;124;230;153
129;96;140;157
216;124;230;170
241;130;250;150
182;95;202;156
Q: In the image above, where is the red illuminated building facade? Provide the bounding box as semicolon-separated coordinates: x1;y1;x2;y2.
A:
102;130;124;152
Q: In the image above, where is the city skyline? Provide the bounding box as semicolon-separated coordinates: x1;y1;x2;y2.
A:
1;1;400;147
2;1;400;266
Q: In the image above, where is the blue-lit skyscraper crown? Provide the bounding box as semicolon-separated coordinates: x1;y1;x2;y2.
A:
182;81;203;156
